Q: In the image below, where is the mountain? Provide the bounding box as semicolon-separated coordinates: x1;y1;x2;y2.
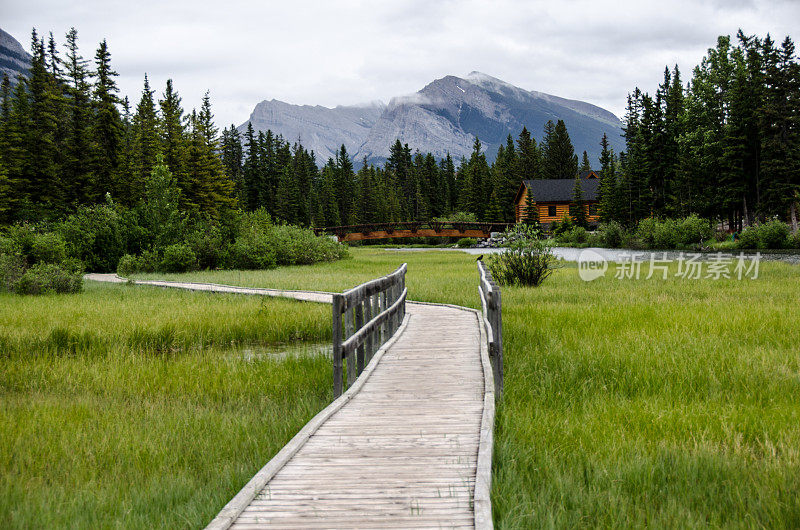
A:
0;28;31;84
240;99;386;163
241;72;625;167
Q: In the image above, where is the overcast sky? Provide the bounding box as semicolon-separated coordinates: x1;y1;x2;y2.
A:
4;0;799;128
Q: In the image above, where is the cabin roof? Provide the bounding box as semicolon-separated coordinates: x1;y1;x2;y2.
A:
518;178;601;203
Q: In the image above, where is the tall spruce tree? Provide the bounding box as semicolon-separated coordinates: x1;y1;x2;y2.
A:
541;120;578;179
91;39;123;201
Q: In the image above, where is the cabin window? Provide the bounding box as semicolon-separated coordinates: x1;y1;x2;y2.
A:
548;205;557;217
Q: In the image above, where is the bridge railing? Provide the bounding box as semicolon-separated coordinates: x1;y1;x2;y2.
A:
478;260;503;395
331;263;407;398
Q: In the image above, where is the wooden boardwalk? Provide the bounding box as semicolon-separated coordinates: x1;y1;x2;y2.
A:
85;274;494;529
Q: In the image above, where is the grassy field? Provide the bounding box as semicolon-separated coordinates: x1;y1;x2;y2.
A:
139;248;800;528
0;282;333;528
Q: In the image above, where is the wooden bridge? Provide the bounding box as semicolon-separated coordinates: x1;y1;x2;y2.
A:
314;221;513;242
86;263;502;529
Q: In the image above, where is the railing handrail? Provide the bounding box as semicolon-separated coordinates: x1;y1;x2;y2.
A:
478;261;503;395
332;264;408;397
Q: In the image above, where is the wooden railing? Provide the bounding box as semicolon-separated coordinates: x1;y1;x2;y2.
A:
332;264;408;398
478;261;503;395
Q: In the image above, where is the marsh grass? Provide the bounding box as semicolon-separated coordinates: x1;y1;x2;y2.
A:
0;282;332;528
140;249;800;527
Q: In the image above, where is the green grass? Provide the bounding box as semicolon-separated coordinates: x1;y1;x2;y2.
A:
138;248;800;528
0;282;333;528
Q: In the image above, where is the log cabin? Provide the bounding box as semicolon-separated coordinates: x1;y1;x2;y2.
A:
514;170;601;225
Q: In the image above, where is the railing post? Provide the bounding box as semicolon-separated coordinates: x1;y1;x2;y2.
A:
490;285;503;395
355;299;365;375
332;294;344;398
364;294;373;362
345;305;356;387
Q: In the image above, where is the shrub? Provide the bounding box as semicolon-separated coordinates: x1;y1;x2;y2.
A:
4;223;37;256
490;225;557;287
552;214;574;236
560;226;587;245
228;230;277;270
117;254;139;277
597;221;625;248
653;219;678;249
185;222;225;269
160;243;197;273
634;218;658;248
58;204;126;272
676;215;713;247
138;249;161;273
757;220;790;249
0;253;26;292
789;230;800;249
13;263;82;295
30;232;67;265
738;226;760;249
456;238;477;248
0;236;21;256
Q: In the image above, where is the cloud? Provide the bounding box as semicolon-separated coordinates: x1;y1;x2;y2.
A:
3;0;798;127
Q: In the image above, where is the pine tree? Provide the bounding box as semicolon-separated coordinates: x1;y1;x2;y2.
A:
25;30;62;216
91;39;124;201
516;127;539;180
541;120;578;179
524;191;539;226
131;75;159;201
580;151;592;172
62;27;94;207
570;177;588;228
760;35;800;227
158;79;188;206
241;122;259;210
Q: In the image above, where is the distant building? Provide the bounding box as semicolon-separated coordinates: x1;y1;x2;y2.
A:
514;170;601;225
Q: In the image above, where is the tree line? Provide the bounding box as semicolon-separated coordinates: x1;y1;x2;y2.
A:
0;28;590;228
219;118;585;226
0;28;234;223
599;30;800;231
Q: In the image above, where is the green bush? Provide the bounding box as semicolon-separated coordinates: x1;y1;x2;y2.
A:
490;225;556;287
58;204;126;272
117;254;138;277
676;215;713;247
757;220;790;249
558;226;587;245
185;223;225;270
160;243;197;273
0;236;21;256
228;230;277;270
269;225;348;265
551;214;574;236
13;263;82;295
138;250;161;273
4;223;38;256
0;253;26;292
456;238;477;248
789;231;800;249
738;226;760;249
634;218;658;248
653;219;678;249
30;232;67;265
597;221;625;248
